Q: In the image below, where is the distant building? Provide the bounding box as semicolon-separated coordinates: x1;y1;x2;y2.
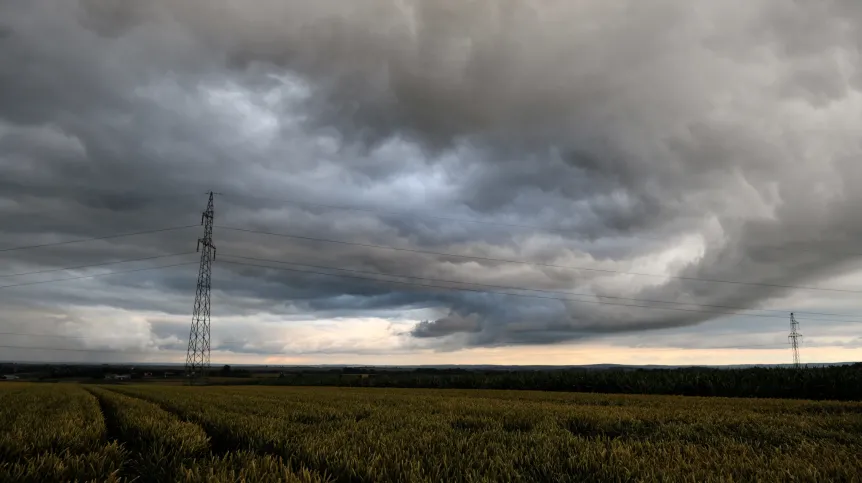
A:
104;374;131;381
2;375;19;380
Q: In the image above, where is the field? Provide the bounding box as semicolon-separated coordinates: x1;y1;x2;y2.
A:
252;364;862;401
1;383;862;482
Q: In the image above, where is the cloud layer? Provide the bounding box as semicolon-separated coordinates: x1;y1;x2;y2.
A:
1;1;861;361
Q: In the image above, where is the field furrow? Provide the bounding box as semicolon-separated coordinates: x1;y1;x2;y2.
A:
110;385;862;482
2;383;860;482
87;387;212;482
96;386;332;482
0;384;109;460
0;384;126;482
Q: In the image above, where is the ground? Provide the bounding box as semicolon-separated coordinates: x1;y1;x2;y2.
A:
1;382;861;482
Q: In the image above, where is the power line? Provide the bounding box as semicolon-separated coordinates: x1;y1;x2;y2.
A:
0;340;789;356
0;344;184;355
218;226;862;295
220;193;862;259
221;253;862;322
631;343;782;350
0;182;202;203
0;225;198;254
219;258;852;323
0;261;198;291
704;346;787;350
0;331;275;349
8;185;862;258
0;332;117;340
221;193;652;239
0;252;197;278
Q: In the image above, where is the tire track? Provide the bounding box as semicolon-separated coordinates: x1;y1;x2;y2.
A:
83;387;134;482
103;387;347;483
87;386;211;483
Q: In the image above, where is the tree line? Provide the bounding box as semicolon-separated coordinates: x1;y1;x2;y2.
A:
258;364;862;401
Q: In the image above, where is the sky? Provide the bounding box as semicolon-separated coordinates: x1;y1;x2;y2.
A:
1;0;861;366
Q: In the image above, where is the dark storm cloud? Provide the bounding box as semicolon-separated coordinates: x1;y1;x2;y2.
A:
412;313;482;339
1;0;862;361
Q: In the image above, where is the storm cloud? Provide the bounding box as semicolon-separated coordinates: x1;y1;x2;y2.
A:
1;0;861;362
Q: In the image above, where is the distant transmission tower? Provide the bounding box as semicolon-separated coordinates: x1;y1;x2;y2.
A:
185;192;216;384
788;312;802;369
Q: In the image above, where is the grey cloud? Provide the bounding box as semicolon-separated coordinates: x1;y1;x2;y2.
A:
412;313;482;338
1;0;862;361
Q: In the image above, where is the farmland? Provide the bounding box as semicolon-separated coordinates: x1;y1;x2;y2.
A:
2;383;862;482
257;364;862;401
13;363;862;402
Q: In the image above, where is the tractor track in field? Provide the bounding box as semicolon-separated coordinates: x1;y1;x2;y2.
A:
99;387;237;457
83;388;136;482
85;388;120;443
88;386;221;483
100;387;347;483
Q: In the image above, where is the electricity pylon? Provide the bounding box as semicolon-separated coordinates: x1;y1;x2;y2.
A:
788;312;802;369
185;192;216;385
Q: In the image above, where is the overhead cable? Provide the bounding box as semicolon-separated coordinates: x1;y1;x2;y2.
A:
0;261;198;291
218;226;862;295
0;252;197;278
0;225;198;253
218;258;857;323
220;253;862;322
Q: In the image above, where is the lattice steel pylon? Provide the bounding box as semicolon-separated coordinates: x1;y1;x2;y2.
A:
789;312;802;369
185;192;216;385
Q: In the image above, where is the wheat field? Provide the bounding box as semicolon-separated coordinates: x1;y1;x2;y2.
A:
1;382;861;482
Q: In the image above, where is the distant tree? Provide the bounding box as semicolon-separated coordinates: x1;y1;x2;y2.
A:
221;365;231;375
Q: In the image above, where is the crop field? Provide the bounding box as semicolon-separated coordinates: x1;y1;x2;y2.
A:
1;383;861;482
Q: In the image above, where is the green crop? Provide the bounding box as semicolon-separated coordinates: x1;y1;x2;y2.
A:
2;383;862;482
0;384;125;482
0;443;126;483
178;452;328;483
87;387;211;481
112;385;862;482
0;384;108;459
